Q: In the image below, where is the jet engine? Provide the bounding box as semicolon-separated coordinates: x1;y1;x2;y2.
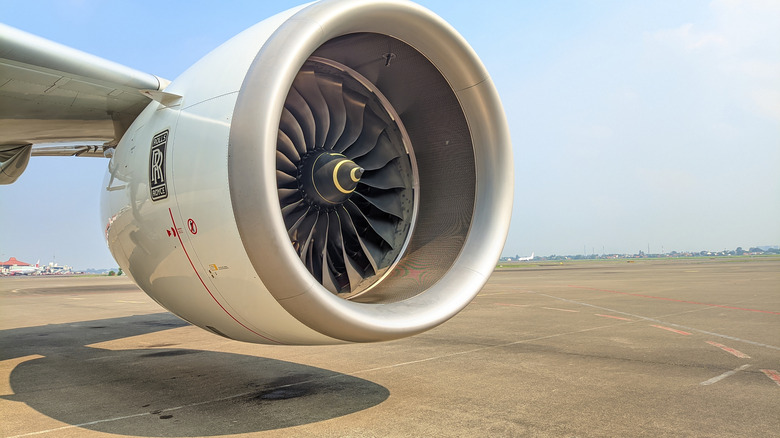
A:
101;0;513;345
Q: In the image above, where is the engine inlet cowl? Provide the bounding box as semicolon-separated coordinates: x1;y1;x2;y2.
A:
228;0;512;343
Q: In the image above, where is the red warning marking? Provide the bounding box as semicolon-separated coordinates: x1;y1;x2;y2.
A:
187;218;197;235
595;314;632;321
706;341;750;358
168;208;280;344
760;369;780;387
568;285;780;315
651;325;692;335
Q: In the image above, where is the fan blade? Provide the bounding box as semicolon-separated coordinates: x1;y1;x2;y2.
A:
285;87;316;152
276;150;298;175
345;200;397;248
296;212;319;257
337;207;373;286
306;213;329;283
333;88;367;153
278;188;301;206
363;215;399;249
354;132;400;170
311;213;329;287
317;74;346;150
294;70;330;150
277;170;298;189
321;253;340;294
360;164;406;190
354;190;405;219
279;107;308;156
342;208;382;275
342;110;386;159
325;211;351;292
282;200;308;230
304;241;317;281
277;130;300;163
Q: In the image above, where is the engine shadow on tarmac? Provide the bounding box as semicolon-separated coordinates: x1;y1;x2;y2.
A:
1;314;389;436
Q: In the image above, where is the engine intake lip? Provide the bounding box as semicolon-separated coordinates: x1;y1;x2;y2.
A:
229;0;513;342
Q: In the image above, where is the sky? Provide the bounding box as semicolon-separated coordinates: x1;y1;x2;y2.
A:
1;0;778;269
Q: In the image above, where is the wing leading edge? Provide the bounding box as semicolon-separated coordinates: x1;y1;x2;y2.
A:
0;23;169;183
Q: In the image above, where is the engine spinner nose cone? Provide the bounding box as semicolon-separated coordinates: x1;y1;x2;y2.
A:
332;158;363;194
302;152;362;205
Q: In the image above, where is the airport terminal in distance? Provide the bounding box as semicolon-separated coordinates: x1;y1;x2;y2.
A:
0;257;75;276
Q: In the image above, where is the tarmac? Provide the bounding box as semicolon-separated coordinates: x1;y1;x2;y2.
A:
1;257;778;437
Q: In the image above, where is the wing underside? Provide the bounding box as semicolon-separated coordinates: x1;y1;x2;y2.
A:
0;23;168;183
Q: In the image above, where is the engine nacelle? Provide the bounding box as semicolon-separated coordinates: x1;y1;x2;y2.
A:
101;0;512;345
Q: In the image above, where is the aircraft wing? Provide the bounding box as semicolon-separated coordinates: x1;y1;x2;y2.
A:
0;23;169;183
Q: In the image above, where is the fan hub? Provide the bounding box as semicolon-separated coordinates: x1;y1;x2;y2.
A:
299;151;363;206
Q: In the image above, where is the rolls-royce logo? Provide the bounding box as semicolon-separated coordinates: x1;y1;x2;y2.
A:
150;130;169;201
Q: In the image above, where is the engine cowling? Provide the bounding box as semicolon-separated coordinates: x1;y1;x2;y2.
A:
101;0;512;345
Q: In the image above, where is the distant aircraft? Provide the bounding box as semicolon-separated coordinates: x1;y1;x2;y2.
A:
517;252;535;261
0;0;513;345
8;260;41;275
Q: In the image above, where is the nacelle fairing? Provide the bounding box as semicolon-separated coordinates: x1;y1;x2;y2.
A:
101;0;512;345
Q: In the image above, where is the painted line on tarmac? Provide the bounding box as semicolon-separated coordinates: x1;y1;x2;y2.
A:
595;314;632;321
651;325;692;335
567;285;780;315
760;369;780;387
350;322;636;376
542;307;579;313
7;412;153;438
477;291;525;297
700;364;751;386
705;341;751;358
528;291;780;352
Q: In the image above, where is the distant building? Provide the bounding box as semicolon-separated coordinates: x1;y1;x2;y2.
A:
44;262;72;274
1;257;30;268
